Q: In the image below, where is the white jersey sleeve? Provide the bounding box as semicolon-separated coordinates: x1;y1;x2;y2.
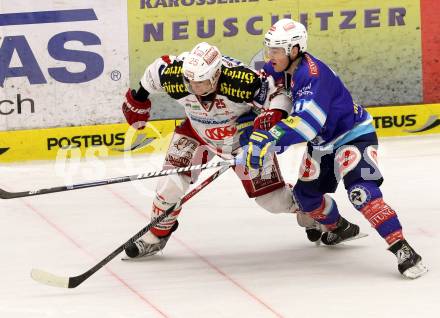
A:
140;57;168;93
252;72;292;114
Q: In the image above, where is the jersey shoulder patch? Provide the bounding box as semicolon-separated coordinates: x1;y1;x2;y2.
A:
159;59;189;99
218;65;260;103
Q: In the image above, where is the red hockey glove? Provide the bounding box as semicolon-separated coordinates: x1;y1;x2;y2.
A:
122;89;151;130
253;109;287;131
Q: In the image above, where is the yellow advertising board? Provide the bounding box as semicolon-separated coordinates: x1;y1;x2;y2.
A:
2;104;439;163
0;119;180;163
369;103;440;137
128;0;422;108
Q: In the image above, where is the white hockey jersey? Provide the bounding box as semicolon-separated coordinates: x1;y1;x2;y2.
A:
140;54;291;153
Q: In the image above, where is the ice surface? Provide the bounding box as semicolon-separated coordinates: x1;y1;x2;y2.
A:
1;135;439;318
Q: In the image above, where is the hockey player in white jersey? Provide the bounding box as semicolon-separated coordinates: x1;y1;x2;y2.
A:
121;42;326;258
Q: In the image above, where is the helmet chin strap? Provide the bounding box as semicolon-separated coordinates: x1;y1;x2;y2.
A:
283;56;294;72
283;46;302;72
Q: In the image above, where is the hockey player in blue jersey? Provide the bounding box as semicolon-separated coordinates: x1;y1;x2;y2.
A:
240;19;428;278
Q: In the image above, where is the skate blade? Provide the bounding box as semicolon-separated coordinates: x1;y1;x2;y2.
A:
322;232;369;245
341;232;368;243
402;261;429;279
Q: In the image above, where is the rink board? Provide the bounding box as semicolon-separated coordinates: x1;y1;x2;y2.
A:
367;103;440;137
0;104;439;163
0;0;130;131
0;119;180;163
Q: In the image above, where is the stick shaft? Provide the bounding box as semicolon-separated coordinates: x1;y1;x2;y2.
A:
1;159;234;199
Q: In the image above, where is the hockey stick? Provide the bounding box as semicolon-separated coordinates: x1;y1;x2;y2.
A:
30;164;231;288
0;159;234;199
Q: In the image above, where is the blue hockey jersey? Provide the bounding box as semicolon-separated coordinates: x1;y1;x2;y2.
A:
263;53;374;150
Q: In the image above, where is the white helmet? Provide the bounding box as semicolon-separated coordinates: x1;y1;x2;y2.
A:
264;19;308;55
182;42;222;94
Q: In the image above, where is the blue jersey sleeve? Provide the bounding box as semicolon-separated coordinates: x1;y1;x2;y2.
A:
271;69;331;147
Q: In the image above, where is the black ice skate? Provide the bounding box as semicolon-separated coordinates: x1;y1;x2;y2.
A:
305;227;322;244
321;217;366;245
124;222;178;259
388;239;428;279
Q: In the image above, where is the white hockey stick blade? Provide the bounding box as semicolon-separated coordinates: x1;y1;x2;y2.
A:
121;256;149;262
31;269;69;288
402;261;429;279
121;250;164;261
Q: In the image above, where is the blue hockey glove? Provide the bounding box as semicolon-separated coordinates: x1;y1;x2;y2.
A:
236;111;257;147
244;129;277;169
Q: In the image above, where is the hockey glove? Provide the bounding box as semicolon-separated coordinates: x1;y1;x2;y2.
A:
242;129;277;169
253;109;287;131
122;89;151;130
236;111;257;147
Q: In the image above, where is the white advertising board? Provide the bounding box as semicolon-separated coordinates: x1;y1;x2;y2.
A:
0;0;129;131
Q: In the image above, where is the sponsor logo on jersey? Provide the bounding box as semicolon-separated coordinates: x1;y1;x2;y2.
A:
222;67;256;84
349;185;371;209
166;136;198;167
219;82;253;101
296;82;313;98
162;81;187;94
205;125;237;140
189;114;229;125
304;54;319;77
160;61;189;99
163;65;183;76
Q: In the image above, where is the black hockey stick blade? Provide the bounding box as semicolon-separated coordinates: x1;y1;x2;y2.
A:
0;159;235;199
30;165;230;288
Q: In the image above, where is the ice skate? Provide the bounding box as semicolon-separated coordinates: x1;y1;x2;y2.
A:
305;226;322;245
123;222;178;260
321;217;367;245
388;239;428;279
